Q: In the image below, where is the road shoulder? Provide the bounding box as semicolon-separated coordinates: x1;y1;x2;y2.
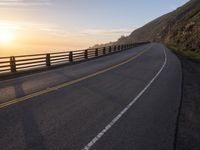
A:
175;56;200;150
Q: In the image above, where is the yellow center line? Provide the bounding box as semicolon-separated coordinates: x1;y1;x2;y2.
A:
0;46;150;109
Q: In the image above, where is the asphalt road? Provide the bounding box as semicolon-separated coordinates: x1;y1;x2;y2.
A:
0;43;182;150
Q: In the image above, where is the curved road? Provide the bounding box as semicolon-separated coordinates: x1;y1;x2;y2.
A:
0;43;182;150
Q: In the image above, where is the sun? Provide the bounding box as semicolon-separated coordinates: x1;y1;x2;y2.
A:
0;31;13;43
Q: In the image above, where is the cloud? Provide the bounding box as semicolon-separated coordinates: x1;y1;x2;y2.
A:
0;20;73;39
31;27;135;38
0;20;137;47
0;21;20;30
0;0;51;6
80;28;134;36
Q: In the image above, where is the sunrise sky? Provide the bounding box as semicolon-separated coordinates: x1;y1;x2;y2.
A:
0;0;188;56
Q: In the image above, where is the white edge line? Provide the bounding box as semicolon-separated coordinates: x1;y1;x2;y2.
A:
81;45;167;150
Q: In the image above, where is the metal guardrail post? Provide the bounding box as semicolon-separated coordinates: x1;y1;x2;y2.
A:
69;51;73;62
46;54;51;67
103;47;106;55
10;56;16;72
95;48;98;57
84;50;88;59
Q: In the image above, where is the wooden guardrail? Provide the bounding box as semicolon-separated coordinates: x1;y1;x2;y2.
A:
0;42;149;74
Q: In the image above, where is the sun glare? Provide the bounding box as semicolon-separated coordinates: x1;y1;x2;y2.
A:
0;31;13;43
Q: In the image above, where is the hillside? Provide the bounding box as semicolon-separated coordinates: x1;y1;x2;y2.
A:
117;0;200;58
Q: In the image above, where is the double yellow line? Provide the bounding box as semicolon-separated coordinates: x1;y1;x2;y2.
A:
0;46;150;109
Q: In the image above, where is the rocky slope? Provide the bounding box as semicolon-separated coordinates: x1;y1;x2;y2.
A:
117;0;200;56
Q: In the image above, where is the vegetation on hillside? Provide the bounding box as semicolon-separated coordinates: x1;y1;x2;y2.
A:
116;0;200;59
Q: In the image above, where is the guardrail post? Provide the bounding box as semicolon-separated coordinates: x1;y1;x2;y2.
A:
114;46;116;52
95;48;98;57
121;45;123;50
10;56;16;72
69;51;73;62
118;45;120;51
109;46;112;53
103;47;106;55
84;50;88;59
46;54;51;67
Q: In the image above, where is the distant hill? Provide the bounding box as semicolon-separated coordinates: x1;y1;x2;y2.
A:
116;0;200;58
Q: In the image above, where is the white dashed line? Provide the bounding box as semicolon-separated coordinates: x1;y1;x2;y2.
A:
81;45;167;150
